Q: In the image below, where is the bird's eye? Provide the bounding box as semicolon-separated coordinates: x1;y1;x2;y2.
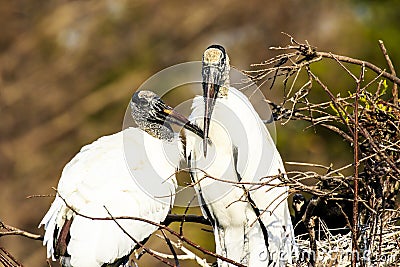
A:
139;98;148;106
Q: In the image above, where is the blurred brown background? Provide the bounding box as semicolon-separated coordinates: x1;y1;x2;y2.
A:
1;0;399;266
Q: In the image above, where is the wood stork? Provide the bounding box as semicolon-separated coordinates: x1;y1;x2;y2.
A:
292;193;308;237
292;193;353;237
185;45;296;266
40;90;203;267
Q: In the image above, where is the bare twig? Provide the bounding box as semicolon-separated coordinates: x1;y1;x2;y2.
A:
378;40;398;105
103;206;176;267
0;247;23;267
267;36;400;86
307;70;354;136
317;51;400;85
351;63;364;267
160;230;180;267
26;194;55;199
0;221;43;241
153;234;211;267
303;198;320;266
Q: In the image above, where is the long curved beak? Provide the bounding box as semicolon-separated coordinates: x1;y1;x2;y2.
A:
162;105;204;139
202;67;221;157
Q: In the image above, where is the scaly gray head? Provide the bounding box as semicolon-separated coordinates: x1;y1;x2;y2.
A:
131;90;204;141
202;44;230;156
292;193;306;214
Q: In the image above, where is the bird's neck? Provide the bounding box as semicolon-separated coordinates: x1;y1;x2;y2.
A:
137;121;175;142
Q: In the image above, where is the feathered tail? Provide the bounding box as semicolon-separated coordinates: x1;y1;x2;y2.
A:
39;196;64;260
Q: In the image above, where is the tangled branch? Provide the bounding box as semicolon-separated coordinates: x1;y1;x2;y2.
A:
245;33;400;267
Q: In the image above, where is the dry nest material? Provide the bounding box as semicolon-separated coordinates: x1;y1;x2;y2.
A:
245;33;400;267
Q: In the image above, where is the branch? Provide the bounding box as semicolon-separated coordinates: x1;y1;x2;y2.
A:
266;34;400;86
248;33;399;266
160;230;180;267
153;234;211;267
316;51;400;86
378;40;398;105
351;63;364;267
103;207;176;267
54;192;246;267
103;207;245;266
302;197;320;266
0;221;43;241
0;247;24;267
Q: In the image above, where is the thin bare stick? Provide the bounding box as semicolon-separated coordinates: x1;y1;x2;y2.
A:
308;70;354;136
315;52;400;85
26;194;55;199
378;40;398;105
267;33;400;85
0;247;23;267
180;196;196;236
153;234;211;267
329;52;359;81
0;221;43;241
160;230;180;267
351;63;364;267
103;207;176;267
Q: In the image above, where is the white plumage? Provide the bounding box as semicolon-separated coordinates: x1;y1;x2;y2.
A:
186;45;296;266
40;91;203;267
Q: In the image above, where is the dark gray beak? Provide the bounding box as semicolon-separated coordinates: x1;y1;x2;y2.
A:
202;66;222;157
161;103;204;139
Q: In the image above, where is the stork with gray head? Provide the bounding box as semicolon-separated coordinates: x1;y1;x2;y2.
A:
40;90;203;267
